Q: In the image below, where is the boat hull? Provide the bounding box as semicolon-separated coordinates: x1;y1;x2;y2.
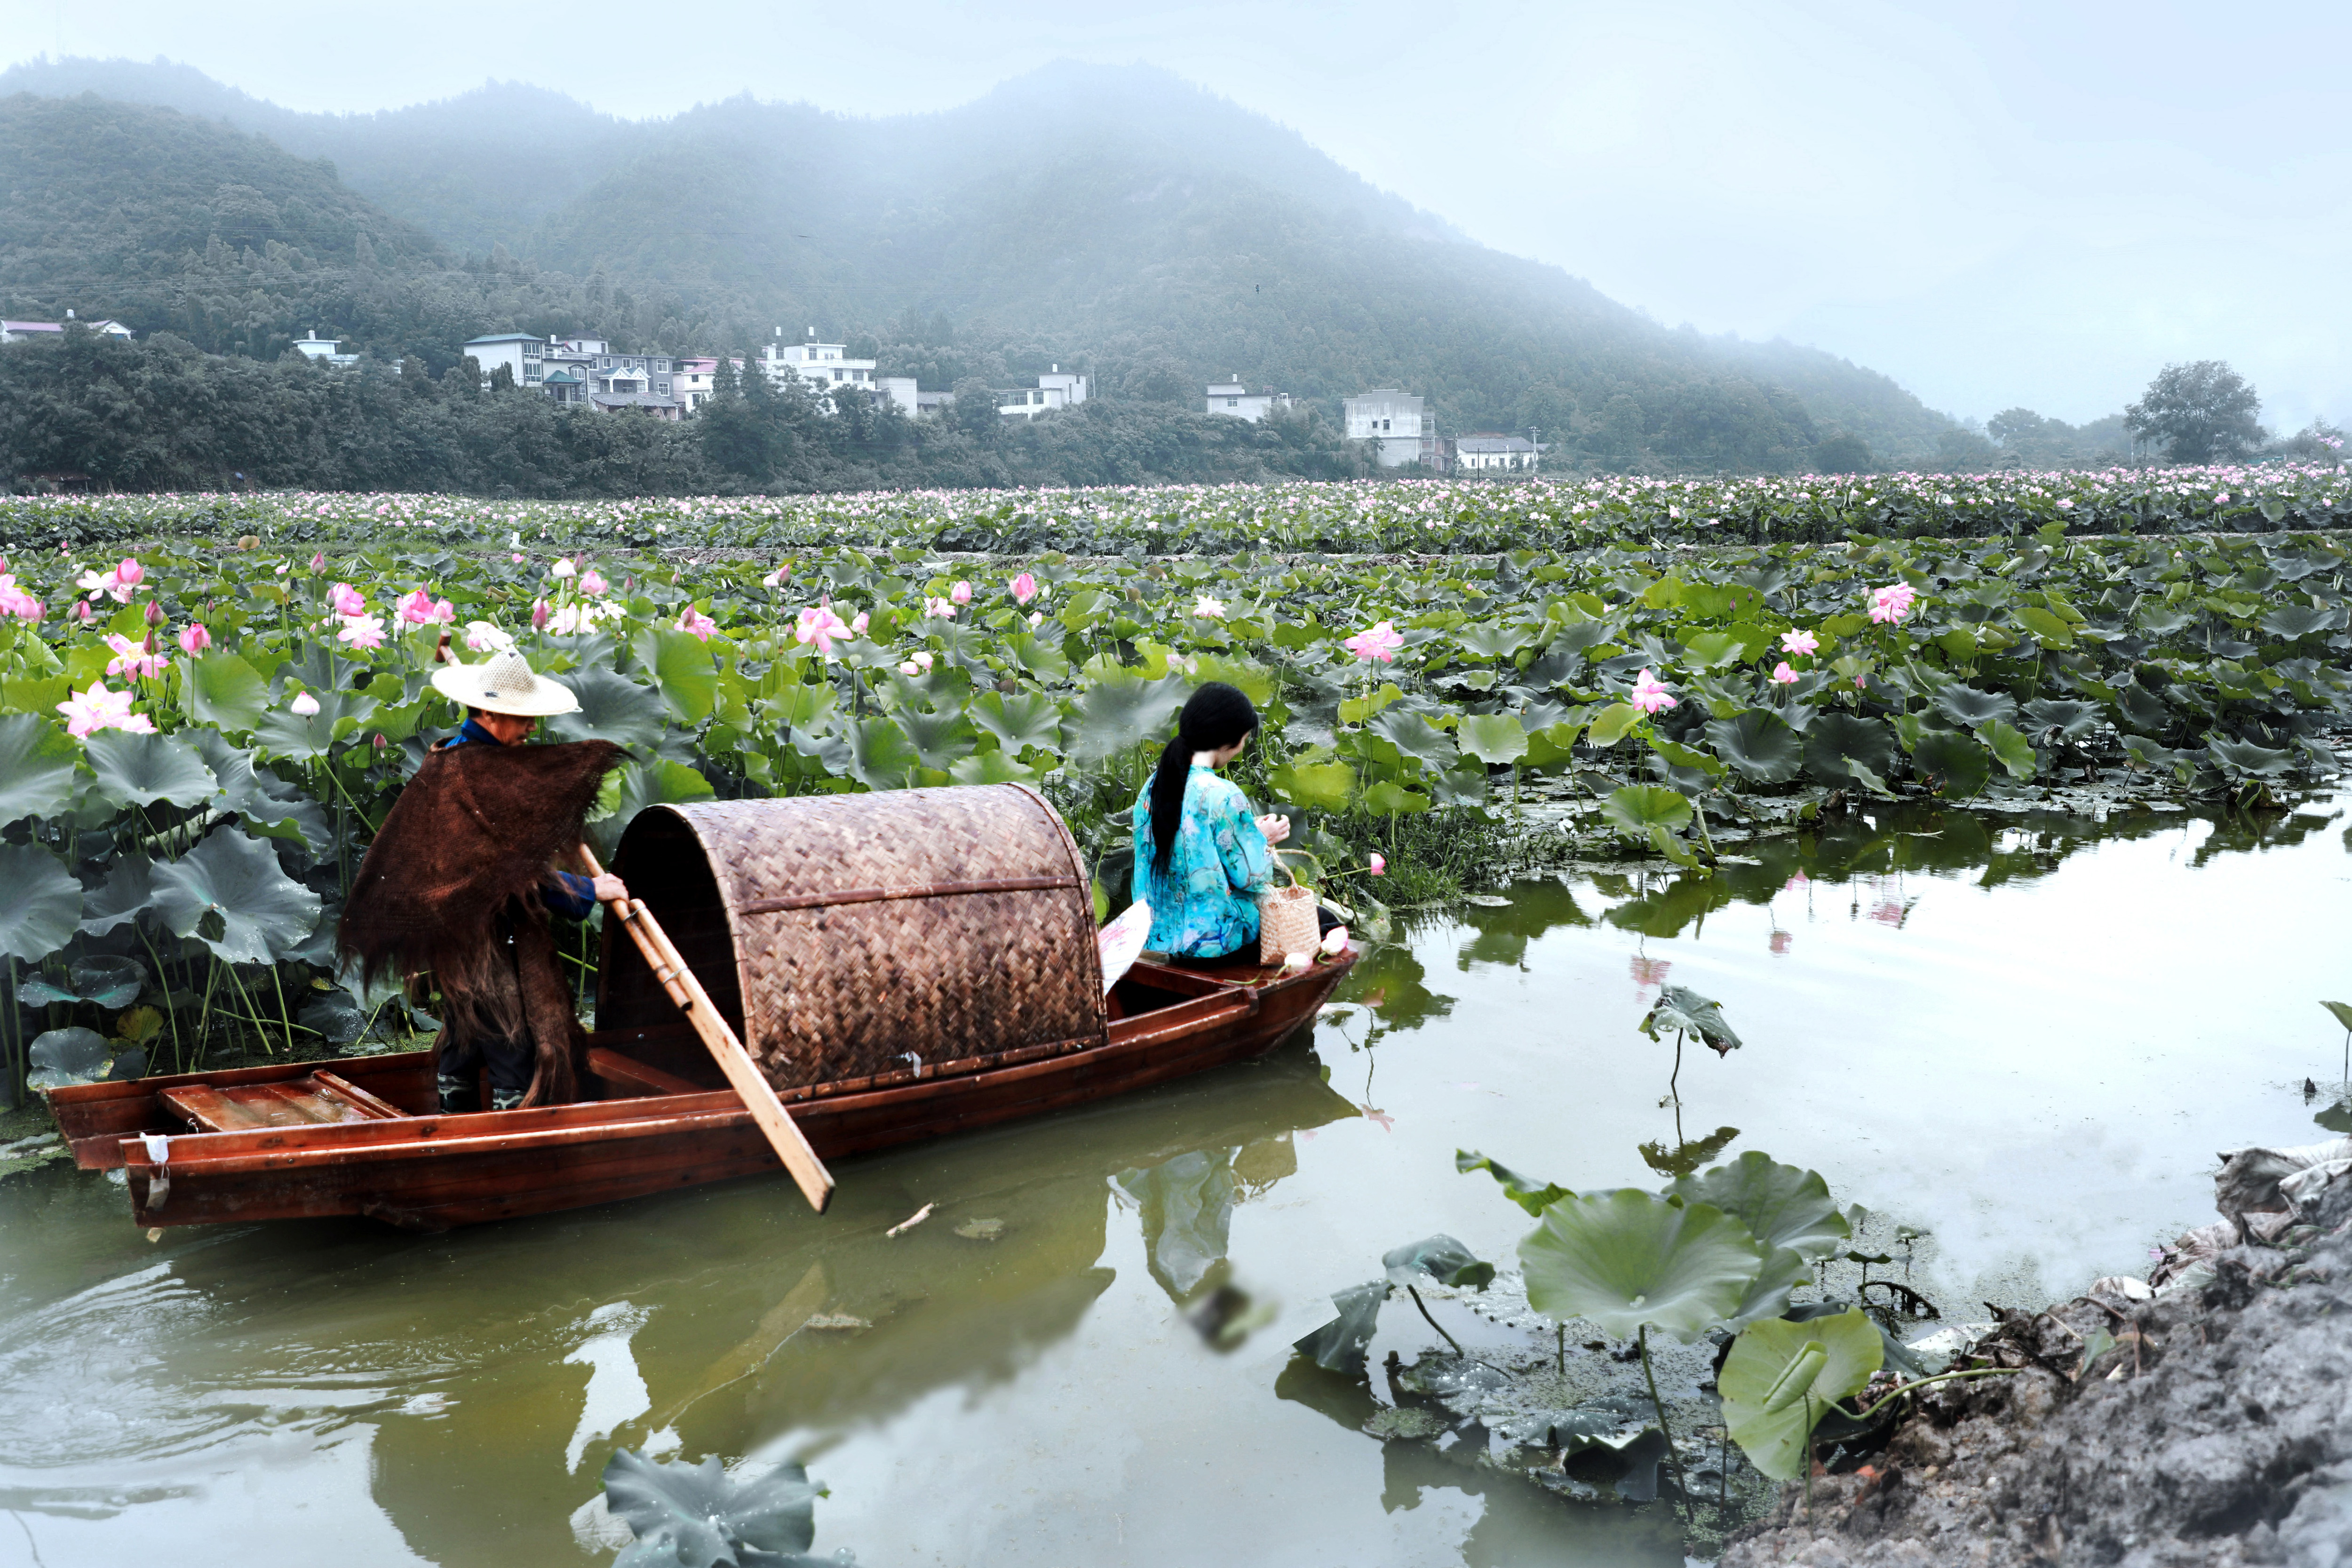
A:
46;954;1350;1232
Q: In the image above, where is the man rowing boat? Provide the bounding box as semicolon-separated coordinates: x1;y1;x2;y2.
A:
340;649;628;1112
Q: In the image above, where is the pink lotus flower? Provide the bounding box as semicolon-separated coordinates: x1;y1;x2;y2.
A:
1368;852;1386;876
923;596;957;620
1319;925;1351;955
115;558;144;589
290;690;321;716
794;605;852;654
1278;951;1313;974
1779;628;1819;656
396;588;454;624
1193;595;1226;620
851;611;869;633
1854;673;1867;689
899;659;922;677
1771;661;1798;684
75;564;139;604
0;574;40;619
72;599;93;624
1629;668;1677;714
1769;931;1792;955
1009;572;1039;604
337;613;388;650
578;570;609;597
1028;610;1045;628
1867;581;1917;625
532;598;551;629
310;553;327;572
676;605;718;641
327;581;366;617
511;553;525;564
1344;621;1404;663
57;681;154;739
103;633;170;680
949;581;972;605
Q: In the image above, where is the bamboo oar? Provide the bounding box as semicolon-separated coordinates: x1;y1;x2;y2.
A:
579;845;834;1212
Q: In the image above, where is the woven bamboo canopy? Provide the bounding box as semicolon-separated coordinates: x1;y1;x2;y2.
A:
602;785;1108;1093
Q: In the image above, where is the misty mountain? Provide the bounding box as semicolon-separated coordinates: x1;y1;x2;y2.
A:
0;57;1960;465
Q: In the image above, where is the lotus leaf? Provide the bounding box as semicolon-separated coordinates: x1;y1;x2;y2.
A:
629;627;718;724
1369;708;1459;772
2012;606;2075;647
186;650;270;733
27;1027;110;1090
1584;701;1642;747
1456;713;1530;766
2207;735;2295;778
2021;698;2099;741
1978;718;2039;779
191;731;330;854
1803;712;1896;786
1670;1152;1849;1259
1455;621;1534;659
1069;675;1188;764
1382;1234;1495;1290
83;730;219;810
949;749;1038;785
2321;1000;2352;1035
847;715;923;789
1720;1308;1883;1480
1637;1124;1740;1179
603;1448;828;1568
1292;1279;1388;1375
1456;1148;1572;1215
77;854;157;936
1720;1246;1814;1332
149;827;325;965
1599;784;1692;838
1640;984;1740;1055
17;955;147;1010
1518;1188;1764;1342
0;844;83;961
548;666;667;749
970;689;1064;753
0;713;82;827
1704;709;1802;783
1271;758;1355;811
897;708;978;772
1909;727;1991;798
2261;604;2344;641
1931;685;2018;728
252;686;377;760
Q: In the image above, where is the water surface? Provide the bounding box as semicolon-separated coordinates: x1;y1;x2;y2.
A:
3;796;2346;1566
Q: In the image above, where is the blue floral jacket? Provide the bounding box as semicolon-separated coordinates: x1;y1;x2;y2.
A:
1130;765;1273;958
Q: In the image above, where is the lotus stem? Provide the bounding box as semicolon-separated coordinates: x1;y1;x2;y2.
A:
1406;1285;1463;1357
1637;1324;1690;1520
1846;1365;2025;1423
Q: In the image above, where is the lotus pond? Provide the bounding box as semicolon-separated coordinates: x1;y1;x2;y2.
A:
3;788;2349;1567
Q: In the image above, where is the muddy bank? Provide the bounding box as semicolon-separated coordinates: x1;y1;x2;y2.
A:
1722;1153;2352;1568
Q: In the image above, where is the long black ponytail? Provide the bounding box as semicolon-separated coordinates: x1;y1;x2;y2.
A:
1147;682;1259;878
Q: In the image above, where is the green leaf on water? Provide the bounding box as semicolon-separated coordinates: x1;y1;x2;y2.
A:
604;1448;826;1568
185;651;270;734
1704;709;1802;784
1585;701;1643;748
149;828;322;965
1293;1279;1389;1375
1599;784;1692;838
1720;1308;1883;1480
1368;708;1460;772
83;730;220;810
548;666;667;749
1669;1152;1850;1260
2012;606;2075;648
1640;984;1740;1055
1518;1187;1764;1342
1977;717;2039;780
1931;685;2018;728
1803;712;1897;787
1457;713;1530;766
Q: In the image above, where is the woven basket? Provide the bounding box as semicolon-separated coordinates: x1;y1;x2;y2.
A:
1257;852;1320;965
601;785;1108;1091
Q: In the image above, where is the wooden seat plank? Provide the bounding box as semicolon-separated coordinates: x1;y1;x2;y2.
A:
588;1048;703;1099
310;1071;406;1121
160;1084;271;1132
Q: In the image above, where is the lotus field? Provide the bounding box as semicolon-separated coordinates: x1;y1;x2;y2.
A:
5;462;2351;554
3;483;2351;1099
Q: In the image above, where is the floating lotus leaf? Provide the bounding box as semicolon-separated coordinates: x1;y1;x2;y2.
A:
2206;735;2295;778
1456;713;1530;766
547;666;666;749
1519;1188;1763;1342
0;844;82;961
1454;1149;1573;1216
1705;709;1803;783
1293;1279;1388;1375
185;650;270;734
1720;1308;1883;1480
1369;708;1459;771
0;713;82;828
1670;1152;1849;1260
83;730;219;809
149;828;324;965
1068;674;1188;764
603;1448;827;1568
1977;717;2039;779
251;687;377;761
1382;1234;1494;1290
2021;698;2100;741
192;731;330;854
969;689;1064;753
1931;685;2018;728
17;955;147;1010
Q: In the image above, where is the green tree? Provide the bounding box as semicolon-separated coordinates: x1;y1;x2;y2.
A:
2126;361;2265;463
1811;432;1874;473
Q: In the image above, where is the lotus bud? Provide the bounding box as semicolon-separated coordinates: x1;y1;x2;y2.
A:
144;599;163;626
373;732;388;751
1319;926;1350;955
72;599;92;624
532;598;550;629
290;690;321;716
310;552;326;572
1368;853;1386;876
552;558;576;578
178;622;211;655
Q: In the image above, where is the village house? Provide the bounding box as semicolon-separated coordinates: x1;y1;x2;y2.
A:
2;314;136;344
1343;390;1436;468
1454;433;1543;473
998;366;1090;421
461;333;685;417
1205;379;1291;421
293;330;359;367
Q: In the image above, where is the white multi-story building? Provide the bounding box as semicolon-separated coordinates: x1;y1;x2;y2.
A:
998;366;1090;421
675;356;746;413
294;330;359;367
1206;380;1291;421
1344;390;1432;468
758;332;877;400
461;332;544;385
1;312;135;345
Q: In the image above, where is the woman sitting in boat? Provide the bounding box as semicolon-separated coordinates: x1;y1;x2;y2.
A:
341;649;628;1114
1130;682;1294;961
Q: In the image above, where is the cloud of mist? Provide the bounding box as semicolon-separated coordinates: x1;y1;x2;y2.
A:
8;0;2344;430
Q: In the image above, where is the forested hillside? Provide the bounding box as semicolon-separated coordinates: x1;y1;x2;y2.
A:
0;58;1970;482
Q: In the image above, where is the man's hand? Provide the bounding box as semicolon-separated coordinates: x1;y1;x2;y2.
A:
1256;813;1292;846
591;873;630;904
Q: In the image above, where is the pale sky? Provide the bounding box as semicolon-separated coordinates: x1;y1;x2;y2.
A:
6;0;2344;430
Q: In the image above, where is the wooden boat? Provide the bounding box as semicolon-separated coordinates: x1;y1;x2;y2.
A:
44;785;1356;1231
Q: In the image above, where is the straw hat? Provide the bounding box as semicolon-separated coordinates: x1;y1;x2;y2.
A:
429;649;581;718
